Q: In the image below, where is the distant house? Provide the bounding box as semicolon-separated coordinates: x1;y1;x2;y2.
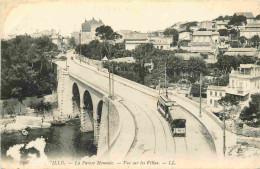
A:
240;20;260;38
235;12;255;23
200;21;213;30
207;85;226;108
179;32;192;41
124;33;149;50
148;36;173;50
190;31;220;54
207;64;260;108
224;48;259;57
214;21;228;30
81;18;104;44
125;39;148;50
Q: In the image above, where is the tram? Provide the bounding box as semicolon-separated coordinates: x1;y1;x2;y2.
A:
157;95;186;137
168;106;186;137
157;95;174;120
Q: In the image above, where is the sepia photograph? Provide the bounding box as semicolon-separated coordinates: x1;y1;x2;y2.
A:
1;0;260;168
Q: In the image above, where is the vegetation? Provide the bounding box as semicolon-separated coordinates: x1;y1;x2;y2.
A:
214;15;232;21
1;35;58;101
68;37;77;48
216;54;259;74
209;74;229;86
218;29;229;36
163;28;179;46
228;14;247;27
240;93;260;126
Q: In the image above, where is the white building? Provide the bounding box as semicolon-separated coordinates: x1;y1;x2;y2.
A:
214;21;228;30
240;21;260;39
179;32;192;41
148;36;173;50
81;18;103;44
190;31;220;53
207;86;226;108
227;64;260;96
224;48;259;57
207;64;260;108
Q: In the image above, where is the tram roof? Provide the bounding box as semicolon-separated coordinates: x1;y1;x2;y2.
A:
169;106;186;120
158;95;175;106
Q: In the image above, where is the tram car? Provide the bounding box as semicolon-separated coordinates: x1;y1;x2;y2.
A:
157;95;186;137
157;95;174;120
168;106;186;137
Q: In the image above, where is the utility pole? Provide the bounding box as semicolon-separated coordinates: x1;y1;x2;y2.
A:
199;72;202;117
111;62;114;99
107;97;110;156
159;79;161;95
223;106;226;157
165;61;168;97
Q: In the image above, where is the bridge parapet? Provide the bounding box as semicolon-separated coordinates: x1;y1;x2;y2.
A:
171;93;237;158
97;96;135;160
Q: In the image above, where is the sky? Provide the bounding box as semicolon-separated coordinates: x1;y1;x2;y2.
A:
1;0;260;38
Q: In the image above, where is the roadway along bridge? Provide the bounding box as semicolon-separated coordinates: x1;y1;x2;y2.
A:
54;50;228;161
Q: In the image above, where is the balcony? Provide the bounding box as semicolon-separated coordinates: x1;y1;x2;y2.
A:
229;70;254;78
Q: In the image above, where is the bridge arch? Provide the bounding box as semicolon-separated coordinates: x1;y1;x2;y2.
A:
72;83;80;116
97;100;104;124
82;90;94;128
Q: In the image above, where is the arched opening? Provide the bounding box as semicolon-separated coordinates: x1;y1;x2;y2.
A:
83;90;94;126
72;83;80;117
97;100;104;124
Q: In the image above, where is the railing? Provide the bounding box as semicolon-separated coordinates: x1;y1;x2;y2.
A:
173;93;223;127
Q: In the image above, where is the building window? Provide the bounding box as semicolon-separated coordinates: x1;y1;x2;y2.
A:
215;92;217;96
160;46;163;50
210;91;212;96
220;92;222;97
210;99;212;104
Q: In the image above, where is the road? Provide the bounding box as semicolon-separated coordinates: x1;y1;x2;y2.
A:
57;50;216;160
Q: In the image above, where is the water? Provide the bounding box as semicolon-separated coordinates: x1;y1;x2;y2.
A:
1;119;97;162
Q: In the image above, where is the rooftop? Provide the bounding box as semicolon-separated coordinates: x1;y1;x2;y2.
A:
207;85;227;91
235;12;255;19
239;64;260;68
193;31;213;36
227;48;258;52
245;21;260;28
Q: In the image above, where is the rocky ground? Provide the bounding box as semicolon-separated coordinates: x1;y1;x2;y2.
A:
227;143;260;158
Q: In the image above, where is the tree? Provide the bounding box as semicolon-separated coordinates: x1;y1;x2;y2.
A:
1;35;58;100
229;14;247;27
218;29;229;36
239;55;258;64
240;93;260;125
210;74;229;86
218;95;239;119
163;28;179;46
187;57;207;74
216;54;239;74
69;37;77;48
2;99;19;117
238;36;247;46
256;14;260;20
95;25;122;59
229;29;239;36
132;43;154;84
250;35;260;48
